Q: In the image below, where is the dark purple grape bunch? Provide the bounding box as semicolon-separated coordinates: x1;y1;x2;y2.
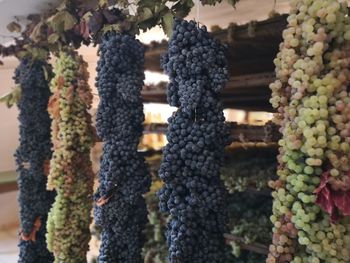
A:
158;18;231;263
15;57;55;263
161;18;228;113
94;32;151;263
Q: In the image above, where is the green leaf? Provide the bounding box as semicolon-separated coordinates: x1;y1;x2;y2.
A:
99;0;108;7
62;11;77;31
161;12;174;38
138;0;160;9
48;33;60;44
82;11;93;22
227;0;239;6
47;10;77;32
139;7;153;22
17;51;29;59
172;0;194;18
30;47;49;61
0;86;21;108
102;24;121;34
12;86;21;103
6;21;21;33
29;21;44;42
56;0;67;11
201;0;222;5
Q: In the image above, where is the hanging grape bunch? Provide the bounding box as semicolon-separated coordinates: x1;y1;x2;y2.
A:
158;18;230;263
15;55;55;263
94;32;151;263
46;49;95;263
268;0;350;262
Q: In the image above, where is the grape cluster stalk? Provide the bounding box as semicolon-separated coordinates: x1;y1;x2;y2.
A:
158;18;231;263
46;49;95;263
94;32;151;263
268;0;350;262
15;56;55;263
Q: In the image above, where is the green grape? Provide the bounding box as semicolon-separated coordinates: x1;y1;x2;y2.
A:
221;147;277;193
267;1;350;262
46;49;94;263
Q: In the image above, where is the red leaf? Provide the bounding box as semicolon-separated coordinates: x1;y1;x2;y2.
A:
316;186;333;215
88;11;103;35
333;191;350;216
315;171;350;222
314;171;329;193
80;20;90;39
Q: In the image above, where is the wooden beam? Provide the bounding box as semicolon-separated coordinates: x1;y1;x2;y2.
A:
142;72;275;111
224;233;269;255
144;121;280;143
144;15;287;76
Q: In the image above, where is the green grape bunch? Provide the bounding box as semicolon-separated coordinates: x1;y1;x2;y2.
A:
268;0;350;262
46;49;95;263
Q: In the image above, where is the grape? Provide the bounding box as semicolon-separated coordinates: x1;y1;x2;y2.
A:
46;49;95;263
221;147;277;193
158;18;231;263
267;0;350;262
93;32;151;263
15;57;55;263
144;155;272;263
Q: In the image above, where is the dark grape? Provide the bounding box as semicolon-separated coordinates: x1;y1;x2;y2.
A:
94;32;151;263
15;57;55;263
158;18;231;263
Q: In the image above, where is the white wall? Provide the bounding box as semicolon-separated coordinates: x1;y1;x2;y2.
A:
0;63;19;173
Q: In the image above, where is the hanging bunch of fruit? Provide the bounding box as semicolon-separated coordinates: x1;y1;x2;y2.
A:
46;49;95;263
268;0;350;262
93;31;151;263
158;18;231;262
14;51;55;263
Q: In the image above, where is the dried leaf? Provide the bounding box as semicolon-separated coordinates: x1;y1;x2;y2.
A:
48;93;60;118
139;7;153;22
47;10;77;32
29;21;45;43
102;9;119;24
57;76;65;87
78;0;98;13
48;33;60;44
88;11;103;35
27;14;41;23
7;21;22;33
56;0;67;11
99;0;108;7
80;20;90;39
43;160;50;176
